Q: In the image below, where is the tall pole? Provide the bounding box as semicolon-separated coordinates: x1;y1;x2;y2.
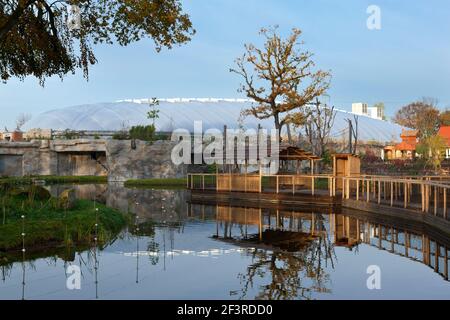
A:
347;119;353;154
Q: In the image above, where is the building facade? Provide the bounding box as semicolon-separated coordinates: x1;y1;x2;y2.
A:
351;102;384;120
383;130;418;160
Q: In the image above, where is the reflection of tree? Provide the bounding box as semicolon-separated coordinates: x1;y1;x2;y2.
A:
232;214;336;300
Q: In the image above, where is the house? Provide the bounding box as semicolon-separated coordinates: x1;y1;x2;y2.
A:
352;102;384;120
437;126;450;159
0;130;24;142
383;130;418;160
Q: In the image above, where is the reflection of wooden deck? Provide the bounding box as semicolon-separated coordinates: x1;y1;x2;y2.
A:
188;173;450;236
189;189;340;212
188;201;450;280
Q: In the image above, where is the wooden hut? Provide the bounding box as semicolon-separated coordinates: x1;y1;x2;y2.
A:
278;145;321;174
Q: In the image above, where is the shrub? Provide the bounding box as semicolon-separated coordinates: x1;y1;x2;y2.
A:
129;125;155;142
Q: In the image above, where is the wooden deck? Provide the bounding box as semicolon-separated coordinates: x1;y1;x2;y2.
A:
187;173;450;235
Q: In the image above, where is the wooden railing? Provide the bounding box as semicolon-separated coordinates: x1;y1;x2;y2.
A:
342;176;450;220
188;173;450;223
187;173;336;197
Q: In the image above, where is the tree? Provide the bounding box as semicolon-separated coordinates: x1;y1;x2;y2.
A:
297;98;336;158
416;135;446;172
230;27;331;141
393;99;440;138
0;0;194;83
15;113;31;130
129;125;155;141
439;109;450;126
147;97;160;126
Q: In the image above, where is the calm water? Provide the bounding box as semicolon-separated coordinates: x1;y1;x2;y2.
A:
0;184;449;300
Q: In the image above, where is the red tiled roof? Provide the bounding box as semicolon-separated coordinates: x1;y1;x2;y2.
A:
400;129;418;138
394;141;416;151
438;126;450;146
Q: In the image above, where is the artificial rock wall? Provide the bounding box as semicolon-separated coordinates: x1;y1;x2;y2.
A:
105;140;185;182
0;139;184;181
0;140;108;177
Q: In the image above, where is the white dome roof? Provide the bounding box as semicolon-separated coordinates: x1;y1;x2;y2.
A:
25;98;405;143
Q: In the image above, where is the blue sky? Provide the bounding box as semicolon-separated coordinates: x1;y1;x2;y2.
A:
1;0;450;128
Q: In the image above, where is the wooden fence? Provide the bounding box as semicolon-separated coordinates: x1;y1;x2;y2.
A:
188;173;450;223
342;176;450;219
187;173;336;196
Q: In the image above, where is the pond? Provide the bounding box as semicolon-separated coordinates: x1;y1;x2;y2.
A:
0;184;449;300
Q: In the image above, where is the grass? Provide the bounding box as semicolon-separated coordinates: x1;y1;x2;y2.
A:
0;188;127;264
0;175;107;185
124;178;187;188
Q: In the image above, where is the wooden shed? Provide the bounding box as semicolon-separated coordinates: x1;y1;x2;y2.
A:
333;153;360;191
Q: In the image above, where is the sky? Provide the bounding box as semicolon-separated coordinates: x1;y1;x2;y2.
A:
1;0;450;129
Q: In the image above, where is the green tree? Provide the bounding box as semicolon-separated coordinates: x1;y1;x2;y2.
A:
230;26;331;140
129;125;155;142
147;97;160;126
416;135;446;171
0;0;194;83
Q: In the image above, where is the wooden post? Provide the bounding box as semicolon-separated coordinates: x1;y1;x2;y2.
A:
404;183;407;208
346;178;349;199
331;176;336;197
390;181;393;206
444;188;447;219
434;186;437;216
378;180;381;204
356;179;359;201
329;177;332;197
293;176;296;195
373;180;376;199
276;175;279;194
202;175;205;190
311;176;314;196
366;179;370;202
421;184;425;212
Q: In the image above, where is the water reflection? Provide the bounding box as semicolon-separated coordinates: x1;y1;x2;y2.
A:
0;184;449;299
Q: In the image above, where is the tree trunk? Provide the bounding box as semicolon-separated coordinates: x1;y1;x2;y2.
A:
274;113;283;143
286;123;293;145
0;0;35;40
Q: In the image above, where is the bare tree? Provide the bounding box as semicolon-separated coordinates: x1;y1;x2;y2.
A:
299;99;336;158
15;113;31;131
230;26;331;141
